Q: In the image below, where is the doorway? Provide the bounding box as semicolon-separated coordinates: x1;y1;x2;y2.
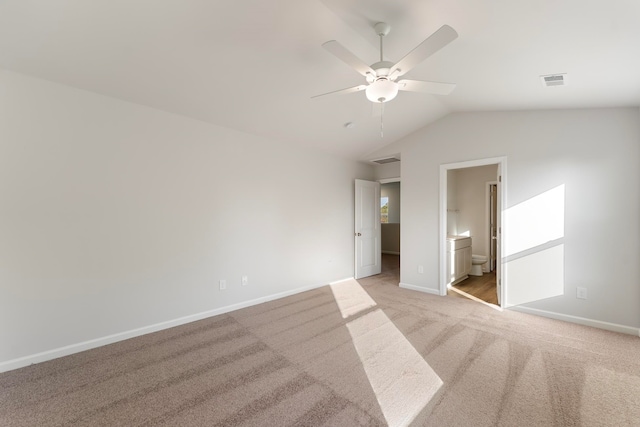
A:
439;157;506;307
380;180;400;281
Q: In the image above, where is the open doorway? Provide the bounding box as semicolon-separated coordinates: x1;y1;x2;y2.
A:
380;179;400;282
439;157;506;307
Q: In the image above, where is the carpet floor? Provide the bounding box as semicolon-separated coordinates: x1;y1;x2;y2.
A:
1;273;639;426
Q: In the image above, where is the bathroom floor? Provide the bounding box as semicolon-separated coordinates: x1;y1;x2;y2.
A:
449;272;498;305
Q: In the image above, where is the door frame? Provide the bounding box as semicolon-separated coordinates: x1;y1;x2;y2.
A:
439;157;507;306
486;181;498;272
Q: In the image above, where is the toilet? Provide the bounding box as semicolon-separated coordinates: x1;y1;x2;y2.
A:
470;255;488;276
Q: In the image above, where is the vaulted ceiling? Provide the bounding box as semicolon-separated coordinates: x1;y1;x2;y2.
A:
1;0;639;160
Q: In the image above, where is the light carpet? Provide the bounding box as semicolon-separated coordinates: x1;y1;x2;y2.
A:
1;275;639;426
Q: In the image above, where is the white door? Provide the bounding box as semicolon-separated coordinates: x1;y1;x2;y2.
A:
355;179;381;279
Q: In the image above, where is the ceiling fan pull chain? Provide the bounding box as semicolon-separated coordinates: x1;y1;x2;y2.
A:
380;102;384;138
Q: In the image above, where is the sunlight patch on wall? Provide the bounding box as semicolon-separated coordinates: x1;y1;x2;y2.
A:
346;309;443;427
504;185;565;257
506;244;564;306
502;184;566;306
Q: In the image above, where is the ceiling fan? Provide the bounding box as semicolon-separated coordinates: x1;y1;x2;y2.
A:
313;22;458;104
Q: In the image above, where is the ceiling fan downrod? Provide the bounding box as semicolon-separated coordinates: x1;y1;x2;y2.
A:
374;22;391;62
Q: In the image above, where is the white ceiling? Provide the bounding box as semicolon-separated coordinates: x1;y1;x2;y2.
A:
1;0;639;160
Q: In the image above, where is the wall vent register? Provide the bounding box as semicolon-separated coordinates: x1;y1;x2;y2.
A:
372;157;400;164
540;73;568;87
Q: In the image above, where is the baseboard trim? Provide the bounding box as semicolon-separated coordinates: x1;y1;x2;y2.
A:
0;281;330;373
509;306;640;336
329;277;355;285
399;282;442;296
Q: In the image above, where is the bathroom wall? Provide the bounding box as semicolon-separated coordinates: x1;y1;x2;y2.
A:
450;165;498;269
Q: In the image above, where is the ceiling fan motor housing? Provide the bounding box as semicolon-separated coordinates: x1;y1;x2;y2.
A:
371;61;395;78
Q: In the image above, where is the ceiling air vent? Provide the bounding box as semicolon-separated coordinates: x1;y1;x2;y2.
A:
540;73;568;87
371;157;400;165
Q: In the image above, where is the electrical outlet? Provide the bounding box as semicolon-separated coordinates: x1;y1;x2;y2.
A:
219;280;226;290
241;276;248;286
576;287;587;299
418;265;424;274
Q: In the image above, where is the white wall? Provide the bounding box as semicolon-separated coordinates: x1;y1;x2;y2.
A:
373;161;400;181
0;70;374;368
450;165;498;262
368;108;640;331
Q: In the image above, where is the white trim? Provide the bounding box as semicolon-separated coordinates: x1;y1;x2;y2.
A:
329;277;355;285
399;282;441;295
509;306;640;336
378;177;400;184
485;180;498;273
0;281;330;373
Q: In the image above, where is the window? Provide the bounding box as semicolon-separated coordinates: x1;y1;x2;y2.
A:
381;197;389;223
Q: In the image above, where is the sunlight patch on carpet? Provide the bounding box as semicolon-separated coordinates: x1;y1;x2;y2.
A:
329;278;377;319
346;309;443;427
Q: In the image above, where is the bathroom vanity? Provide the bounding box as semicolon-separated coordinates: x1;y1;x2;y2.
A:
447;236;472;285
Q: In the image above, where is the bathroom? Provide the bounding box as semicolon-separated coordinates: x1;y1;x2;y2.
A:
446;164;499;305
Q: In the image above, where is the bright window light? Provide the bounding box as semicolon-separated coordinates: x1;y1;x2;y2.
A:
381;197;389;224
506;244;564;305
504;184;565;257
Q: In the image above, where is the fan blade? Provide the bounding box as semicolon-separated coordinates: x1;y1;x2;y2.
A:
397;79;456;95
322;40;375;77
389;25;458;78
311;84;367;99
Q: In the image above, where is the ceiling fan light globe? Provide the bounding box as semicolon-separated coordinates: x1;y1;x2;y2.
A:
366;79;398;103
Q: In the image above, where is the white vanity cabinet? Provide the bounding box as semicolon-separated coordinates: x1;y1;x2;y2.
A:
447;236;472;285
